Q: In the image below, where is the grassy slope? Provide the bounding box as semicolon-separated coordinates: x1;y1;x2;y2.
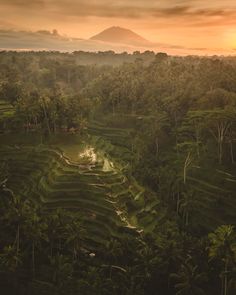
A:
88;115;236;232
0;128;164;250
0;100;15;118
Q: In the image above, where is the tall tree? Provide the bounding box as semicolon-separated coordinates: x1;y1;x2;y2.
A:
208;225;236;295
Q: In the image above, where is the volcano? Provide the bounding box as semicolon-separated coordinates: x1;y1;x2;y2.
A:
90;26;150;46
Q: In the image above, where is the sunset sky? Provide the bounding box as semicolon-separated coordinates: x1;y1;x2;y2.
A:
1;0;236;54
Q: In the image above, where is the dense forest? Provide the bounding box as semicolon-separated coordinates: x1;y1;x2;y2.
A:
0;51;235;295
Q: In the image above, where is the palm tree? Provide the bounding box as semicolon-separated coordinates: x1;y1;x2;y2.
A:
49;254;73;289
136;241;159;282
105;238;123;264
228;266;236;295
45;208;66;257
170;261;207;295
179;190;196;226
3;194;31;266
0;245;22;273
64;217;86;261
103;238;125;281
24;208;48;277
208;225;236;295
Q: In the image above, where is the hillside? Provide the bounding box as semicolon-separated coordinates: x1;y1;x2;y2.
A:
0;52;235;295
90;26;150;46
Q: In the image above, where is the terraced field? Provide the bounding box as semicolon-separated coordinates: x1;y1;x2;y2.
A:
0;100;15;119
0;100;15;132
87;119;166;231
1;113;233;249
88;117;236;232
0;137;162;249
187;167;236;231
88;119;133;163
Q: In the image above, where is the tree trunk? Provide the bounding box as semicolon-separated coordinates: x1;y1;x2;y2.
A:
230;141;234;164
26;119;29;133
185;211;189;226
67;69;71;84
112;100;115;115
176;192;180;214
194;121;201;159
53;120;56;134
219;140;223;165
50;241;53;258
34;116;38;130
221;276;224;295
16;224;20;266
41;98;51;135
110;265;112;279
224;259;228;295
32;241;35;277
155;137;159;157
183;165;187;185
174;112;179;156
210;121;231;165
183;152;192;184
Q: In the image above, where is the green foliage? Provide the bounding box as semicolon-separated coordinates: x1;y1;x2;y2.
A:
208;225;236;261
208;225;236;295
171;261;207;295
0;52;236;294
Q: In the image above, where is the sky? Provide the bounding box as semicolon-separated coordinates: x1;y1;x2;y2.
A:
1;0;236;54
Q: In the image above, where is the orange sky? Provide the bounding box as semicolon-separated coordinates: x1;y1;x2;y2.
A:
1;0;236;54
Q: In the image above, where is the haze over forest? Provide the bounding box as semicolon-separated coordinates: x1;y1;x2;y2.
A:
0;1;236;295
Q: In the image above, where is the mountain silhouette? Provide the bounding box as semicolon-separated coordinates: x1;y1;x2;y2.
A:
90;26;150;46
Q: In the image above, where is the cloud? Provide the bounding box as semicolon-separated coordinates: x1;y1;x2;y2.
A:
0;1;236;36
0;0;45;7
0;19;17;29
0;28;234;56
49;2;235;20
1;0;236;53
0;28;165;54
1;0;236;20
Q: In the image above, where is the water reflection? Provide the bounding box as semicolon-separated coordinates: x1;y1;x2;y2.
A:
78;147;97;164
102;158;114;172
78;146;114;172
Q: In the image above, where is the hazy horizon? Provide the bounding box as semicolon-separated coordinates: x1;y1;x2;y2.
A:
0;3;236;294
1;1;236;55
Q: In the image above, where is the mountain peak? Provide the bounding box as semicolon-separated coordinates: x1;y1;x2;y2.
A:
90;26;149;46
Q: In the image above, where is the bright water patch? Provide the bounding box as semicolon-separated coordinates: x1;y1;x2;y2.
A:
79;147;97;164
102;157;114;172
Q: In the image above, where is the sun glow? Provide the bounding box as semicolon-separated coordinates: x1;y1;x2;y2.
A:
224;29;236;49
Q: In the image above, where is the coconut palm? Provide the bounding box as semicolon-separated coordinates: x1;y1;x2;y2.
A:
64;217;86;261
170;261;207;295
228;266;236;295
136;241;159;281
45;208;67;257
179;189;196;226
3;194;31;266
49;254;73;289
105;238;124;264
24;208;48;277
208;225;236;295
0;245;22;273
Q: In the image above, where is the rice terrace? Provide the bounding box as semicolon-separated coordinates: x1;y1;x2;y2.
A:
0;1;236;294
